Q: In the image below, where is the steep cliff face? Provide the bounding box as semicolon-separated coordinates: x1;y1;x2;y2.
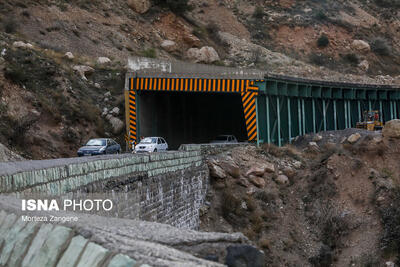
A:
0;0;400;159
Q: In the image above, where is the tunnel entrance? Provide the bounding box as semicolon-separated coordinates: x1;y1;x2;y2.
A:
137;91;248;149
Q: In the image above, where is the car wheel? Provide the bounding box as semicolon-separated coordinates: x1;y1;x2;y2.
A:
153;148;157;152
116;150;120;154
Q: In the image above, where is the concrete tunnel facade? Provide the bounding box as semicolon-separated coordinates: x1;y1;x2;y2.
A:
124;59;400;148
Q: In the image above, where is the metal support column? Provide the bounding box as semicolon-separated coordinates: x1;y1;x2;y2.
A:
348;101;352;127
323;99;327;131
369;101;372;111
266;96;271;144
358;101;361;123
256;99;260;147
344;100;348;128
395;101;398;119
312;99;316;133
380;101;383;121
333;100;337;130
287;98;292;143
298;99;302;136
390;101;394;120
302;99;306;135
277;97;281;147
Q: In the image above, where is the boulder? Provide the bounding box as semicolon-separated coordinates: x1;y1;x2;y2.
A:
13;41;33;49
308;142;319;151
220;159;240;178
246;186;257;195
187;46;220;63
249;176;266;188
293;161;302;169
161;40;177;52
313;134;322;142
127;0;151;14
282;166;295;178
246;166;265;177
111;107;120;115
225;245;265;267
183;34;201;47
351;40;370;53
97;57;111;64
208;160;227;179
275;174;289;185
73;65;94;81
347;133;361;144
64;52;74;60
237;177;250;188
108;116;124;134
358;60;369;71
263;162;275;173
104;91;111;97
382;119;400;139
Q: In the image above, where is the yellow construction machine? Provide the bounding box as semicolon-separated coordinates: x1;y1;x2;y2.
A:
356;110;384;131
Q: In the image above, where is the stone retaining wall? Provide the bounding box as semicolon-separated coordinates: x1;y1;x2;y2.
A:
0;149;208;229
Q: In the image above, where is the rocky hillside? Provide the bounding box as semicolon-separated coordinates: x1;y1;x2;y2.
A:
202;121;400;266
0;0;400;159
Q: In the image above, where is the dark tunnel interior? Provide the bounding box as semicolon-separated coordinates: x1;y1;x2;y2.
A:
138;91;248;149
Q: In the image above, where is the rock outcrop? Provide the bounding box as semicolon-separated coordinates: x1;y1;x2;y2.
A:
382;119;400;139
72;65;94;80
161;40;178;52
351;40;371;53
0;143;23;162
127;0;151;14
187;46;220;63
347;133;361;144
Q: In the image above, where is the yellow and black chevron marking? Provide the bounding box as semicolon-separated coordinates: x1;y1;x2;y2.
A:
131;78;261;93
128;88;137;145
241;91;257;141
128;77;261;142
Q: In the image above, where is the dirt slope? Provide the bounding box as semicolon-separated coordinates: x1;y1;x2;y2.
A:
0;0;400;159
201;129;400;266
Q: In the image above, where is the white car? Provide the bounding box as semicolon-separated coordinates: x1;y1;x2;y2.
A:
134;137;168;153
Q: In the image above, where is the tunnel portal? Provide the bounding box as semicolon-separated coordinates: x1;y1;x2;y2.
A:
138;91;247;149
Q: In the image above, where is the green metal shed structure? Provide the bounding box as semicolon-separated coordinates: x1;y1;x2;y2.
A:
255;75;400;146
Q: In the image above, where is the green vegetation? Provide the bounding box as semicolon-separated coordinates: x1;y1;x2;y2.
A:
253;6;265;19
152;0;192;14
142;48;157;58
374;0;400;8
371;37;391;56
343;53;359;65
317;34;329;48
4;17;17;33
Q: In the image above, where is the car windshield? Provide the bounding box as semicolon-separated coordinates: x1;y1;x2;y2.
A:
215;136;228;141
140;137;157;144
86;139;106;146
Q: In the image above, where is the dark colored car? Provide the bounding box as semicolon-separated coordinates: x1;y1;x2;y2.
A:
77;138;121;157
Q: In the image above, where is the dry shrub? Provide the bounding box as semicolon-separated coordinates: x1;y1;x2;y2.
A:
320;203;350;248
262;143;282;157
259;238;271;250
254;190;276;203
245;197;257;212
221;188;241;218
249;210;264;233
262;143;302;160
380;188;400;260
